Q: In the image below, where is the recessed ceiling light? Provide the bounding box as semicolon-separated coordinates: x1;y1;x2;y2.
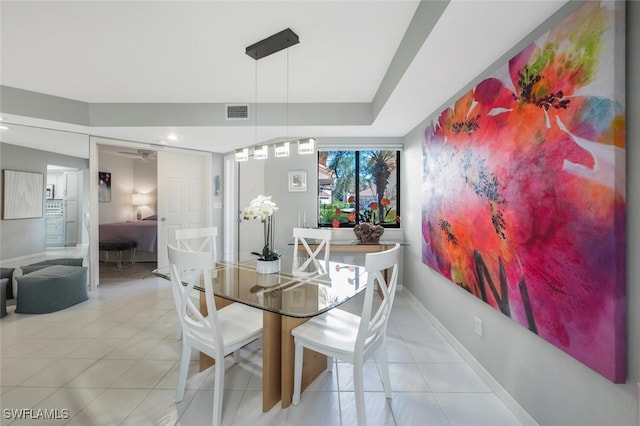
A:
0;125;9;131
167;133;178;141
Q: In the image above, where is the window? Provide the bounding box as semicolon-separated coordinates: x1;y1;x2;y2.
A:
318;149;400;228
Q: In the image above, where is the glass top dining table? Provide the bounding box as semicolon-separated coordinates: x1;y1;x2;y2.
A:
153;256;370;412
153;257;369;318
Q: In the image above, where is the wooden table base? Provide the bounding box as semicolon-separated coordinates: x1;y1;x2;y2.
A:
198;294;328;412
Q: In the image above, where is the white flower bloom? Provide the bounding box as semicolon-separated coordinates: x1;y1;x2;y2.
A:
242;195;278;221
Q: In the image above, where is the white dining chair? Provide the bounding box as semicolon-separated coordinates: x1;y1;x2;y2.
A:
168;244;263;426
174;227;218;340
291;243;400;426
292;227;332;275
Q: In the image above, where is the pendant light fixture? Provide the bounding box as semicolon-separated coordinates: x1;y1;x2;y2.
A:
236;28;315;161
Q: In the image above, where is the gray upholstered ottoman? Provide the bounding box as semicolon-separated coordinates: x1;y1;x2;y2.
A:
20;258;83;275
16;265;88;314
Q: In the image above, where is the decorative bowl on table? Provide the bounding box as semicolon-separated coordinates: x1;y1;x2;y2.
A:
353;223;385;244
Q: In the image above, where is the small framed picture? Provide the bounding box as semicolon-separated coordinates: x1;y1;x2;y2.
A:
288;170;307;192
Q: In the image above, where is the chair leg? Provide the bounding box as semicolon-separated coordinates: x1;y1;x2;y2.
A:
377;345;392;399
354;360;367;426
213;356;225;426
292;341;304;405
176;341;191;402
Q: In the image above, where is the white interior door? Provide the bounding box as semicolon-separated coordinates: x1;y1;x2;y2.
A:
157;150;212;268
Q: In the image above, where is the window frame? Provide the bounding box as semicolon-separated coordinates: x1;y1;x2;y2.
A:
317;149;401;229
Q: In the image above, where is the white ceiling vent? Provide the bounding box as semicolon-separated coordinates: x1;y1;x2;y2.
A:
226;104;250;120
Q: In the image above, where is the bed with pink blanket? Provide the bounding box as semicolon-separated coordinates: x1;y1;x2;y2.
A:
99;218;157;254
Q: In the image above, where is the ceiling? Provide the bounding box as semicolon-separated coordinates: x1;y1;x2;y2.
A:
0;0;569;155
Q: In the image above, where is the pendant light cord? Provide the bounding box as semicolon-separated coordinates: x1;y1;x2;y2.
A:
286;47;289;143
255;59;258;147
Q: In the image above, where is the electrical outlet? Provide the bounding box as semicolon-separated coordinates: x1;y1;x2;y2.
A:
474;317;483;336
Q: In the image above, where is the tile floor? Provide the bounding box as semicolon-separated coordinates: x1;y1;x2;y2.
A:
1;265;525;425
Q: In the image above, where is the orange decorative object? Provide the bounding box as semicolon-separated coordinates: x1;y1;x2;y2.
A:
332;219;340;228
380;198;391;206
348;213;356;222
369;202;378;211
335;208;341;215
348;195;355;203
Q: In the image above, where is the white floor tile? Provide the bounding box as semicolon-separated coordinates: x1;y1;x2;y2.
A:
0;358;57;387
339;391;397;426
177;389;243;426
228;390;287;426
104;337;163;360
336;362;385;392
0;387;58;412
64;359;136;388
285;391;341;426
26;337;91;359
65;388;150;426
0;273;525;426
110;359;175;389
16;387;105;425
435;393;523;425
390;392;451;426
407;340;465;364
121;388;196;426
387;363;431;392
16;358;95;388
418;363;491;393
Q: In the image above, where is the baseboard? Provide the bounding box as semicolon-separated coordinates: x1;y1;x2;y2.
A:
401;289;538;426
0;252;48;268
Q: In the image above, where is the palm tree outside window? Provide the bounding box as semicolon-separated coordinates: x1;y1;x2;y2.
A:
317;150;400;228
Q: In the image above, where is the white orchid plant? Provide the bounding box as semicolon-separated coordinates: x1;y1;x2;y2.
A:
242;194;280;261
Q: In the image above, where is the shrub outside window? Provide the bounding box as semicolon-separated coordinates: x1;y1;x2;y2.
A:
318;150;400;228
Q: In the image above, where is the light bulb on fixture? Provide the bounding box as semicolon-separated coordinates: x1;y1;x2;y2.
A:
298;138;315;155
254;145;269;160
235;148;249;162
274;142;290;157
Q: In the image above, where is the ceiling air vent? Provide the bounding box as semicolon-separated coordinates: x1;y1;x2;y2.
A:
226;104;249;120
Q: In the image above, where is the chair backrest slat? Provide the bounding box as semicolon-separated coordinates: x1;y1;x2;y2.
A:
356;244;401;355
175;227;218;261
292;227;332;275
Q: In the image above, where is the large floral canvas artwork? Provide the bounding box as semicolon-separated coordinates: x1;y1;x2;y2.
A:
421;1;625;382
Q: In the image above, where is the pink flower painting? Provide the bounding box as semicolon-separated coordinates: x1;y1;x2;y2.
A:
421;1;625;382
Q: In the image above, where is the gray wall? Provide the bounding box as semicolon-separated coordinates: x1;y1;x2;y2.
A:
211;152;224;260
0;142;89;260
401;2;638;424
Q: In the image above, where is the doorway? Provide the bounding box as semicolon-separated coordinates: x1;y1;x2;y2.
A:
45;165;83;249
88;137;213;290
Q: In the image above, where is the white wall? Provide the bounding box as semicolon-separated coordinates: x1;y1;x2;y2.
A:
0;142;89;260
400;2;638;424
